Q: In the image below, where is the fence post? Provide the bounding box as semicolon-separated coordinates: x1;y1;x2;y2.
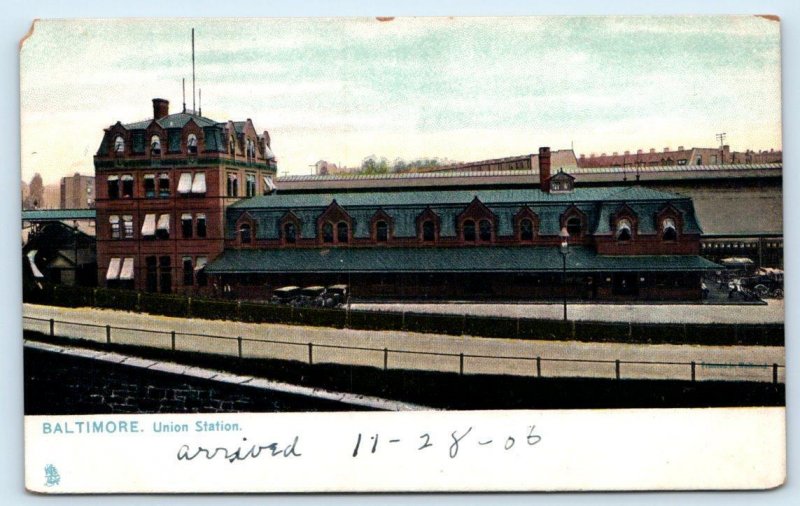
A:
383;348;388;371
49;318;54;337
236;300;242;322
615;360;621;380
308;343;313;365
237;336;242;358
106;325;111;344
459;353;464;375
536;356;541;378
171;330;176;351
691;361;696;382
773;363;779;385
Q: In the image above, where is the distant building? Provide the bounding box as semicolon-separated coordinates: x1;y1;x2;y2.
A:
60;172;95;209
416;149;578;174
577;145;782;168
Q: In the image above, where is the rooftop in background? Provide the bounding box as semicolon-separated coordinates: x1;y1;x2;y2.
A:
22;209;97;221
276;163;782;192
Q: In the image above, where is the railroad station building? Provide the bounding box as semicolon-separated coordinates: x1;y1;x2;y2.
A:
93;98;277;293
205;148;718;301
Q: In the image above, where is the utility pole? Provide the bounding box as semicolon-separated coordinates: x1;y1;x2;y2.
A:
716;132;726;165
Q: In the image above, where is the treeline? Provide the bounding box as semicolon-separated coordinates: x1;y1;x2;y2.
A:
359;156;449;174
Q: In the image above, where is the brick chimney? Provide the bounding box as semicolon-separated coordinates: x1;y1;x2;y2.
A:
539;146;551;192
152;98;169;120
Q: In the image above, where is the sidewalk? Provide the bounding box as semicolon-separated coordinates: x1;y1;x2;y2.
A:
351;299;784;324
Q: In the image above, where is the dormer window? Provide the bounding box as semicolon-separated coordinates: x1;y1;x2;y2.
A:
114;136;125;153
322;223;334;243
616;219;633;241
463;219;476;242
662;218;677;241
422;220;435;242
239;223;252;244
151;135;161;155
337;222;349;243
479;220;492;242
187;134;198;154
376;221;388;242
520;219;534;241
566;216;581;236
283;222;297;244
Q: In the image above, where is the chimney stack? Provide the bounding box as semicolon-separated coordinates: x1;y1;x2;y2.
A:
539;147;551;192
663;147;670;152
637;149;643;155
153;98;169;120
624;150;630;155
678;145;684;151
612;152;618;156
649;148;655;154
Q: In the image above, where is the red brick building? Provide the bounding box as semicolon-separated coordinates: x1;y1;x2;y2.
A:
94;98;277;294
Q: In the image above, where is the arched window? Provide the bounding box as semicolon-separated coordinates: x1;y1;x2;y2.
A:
114;136;125;153
566;216;582;236
337;222;349;243
187;134;198;154
616;218;632;241
239;223;251;244
150;135;161;155
376;220;388;242
283;222;296;244
322;223;334;243
520;218;534;241
662;218;677;241
479;219;492;242
463;219;476;242
422;220;435;242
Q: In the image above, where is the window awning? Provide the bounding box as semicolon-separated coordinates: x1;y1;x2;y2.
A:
196;213;206;221
119;258;135;280
109;215;120;224
107;175;119;182
106;257;121;280
264;176;277;192
144;174;155;180
141;214;156;236
27;250;44;278
157;214;170;232
177;173;193;194
191;173;206;193
181;213;192;221
121;174;134;181
194;257;208;272
228;173;239;181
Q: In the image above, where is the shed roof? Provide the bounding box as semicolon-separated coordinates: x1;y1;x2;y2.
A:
206;246;719;274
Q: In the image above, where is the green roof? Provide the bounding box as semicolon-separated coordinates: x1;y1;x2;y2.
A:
206;246;720;274
22;209;96;221
232;186;688;210
123;113;219;130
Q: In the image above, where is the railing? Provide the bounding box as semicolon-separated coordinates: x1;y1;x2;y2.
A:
23;316;785;384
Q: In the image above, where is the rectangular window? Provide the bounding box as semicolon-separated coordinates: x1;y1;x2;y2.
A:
109;215;120;239
246;173;256;197
227;173;239;197
132;132;145;154
177;173;192;194
144;174;156;198
182;256;194;286
145;256;158;293
158;173;170;197
121;174;134;198
122;215;134;239
107;175;119;200
156;214;170;240
195;257;208;287
168;130;181;153
196;214;207;238
159;256;172;293
191;172;206;194
141;214;156;238
181;213;193;238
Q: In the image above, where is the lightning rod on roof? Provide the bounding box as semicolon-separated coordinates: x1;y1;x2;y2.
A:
192;28;196;113
182;78;186;113
199;88;202;117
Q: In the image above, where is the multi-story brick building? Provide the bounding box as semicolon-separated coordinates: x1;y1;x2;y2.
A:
577;145;782;168
94;98;277;294
60;172;95;209
207;148;717;301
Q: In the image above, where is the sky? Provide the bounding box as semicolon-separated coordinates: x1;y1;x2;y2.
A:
19;16;782;184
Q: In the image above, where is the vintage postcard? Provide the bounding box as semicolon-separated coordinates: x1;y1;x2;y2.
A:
20;16;784;493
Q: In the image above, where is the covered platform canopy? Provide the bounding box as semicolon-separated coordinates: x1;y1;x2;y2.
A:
206;246;719;275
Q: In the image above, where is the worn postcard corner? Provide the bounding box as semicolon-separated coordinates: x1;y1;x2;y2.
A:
20;15;784;494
